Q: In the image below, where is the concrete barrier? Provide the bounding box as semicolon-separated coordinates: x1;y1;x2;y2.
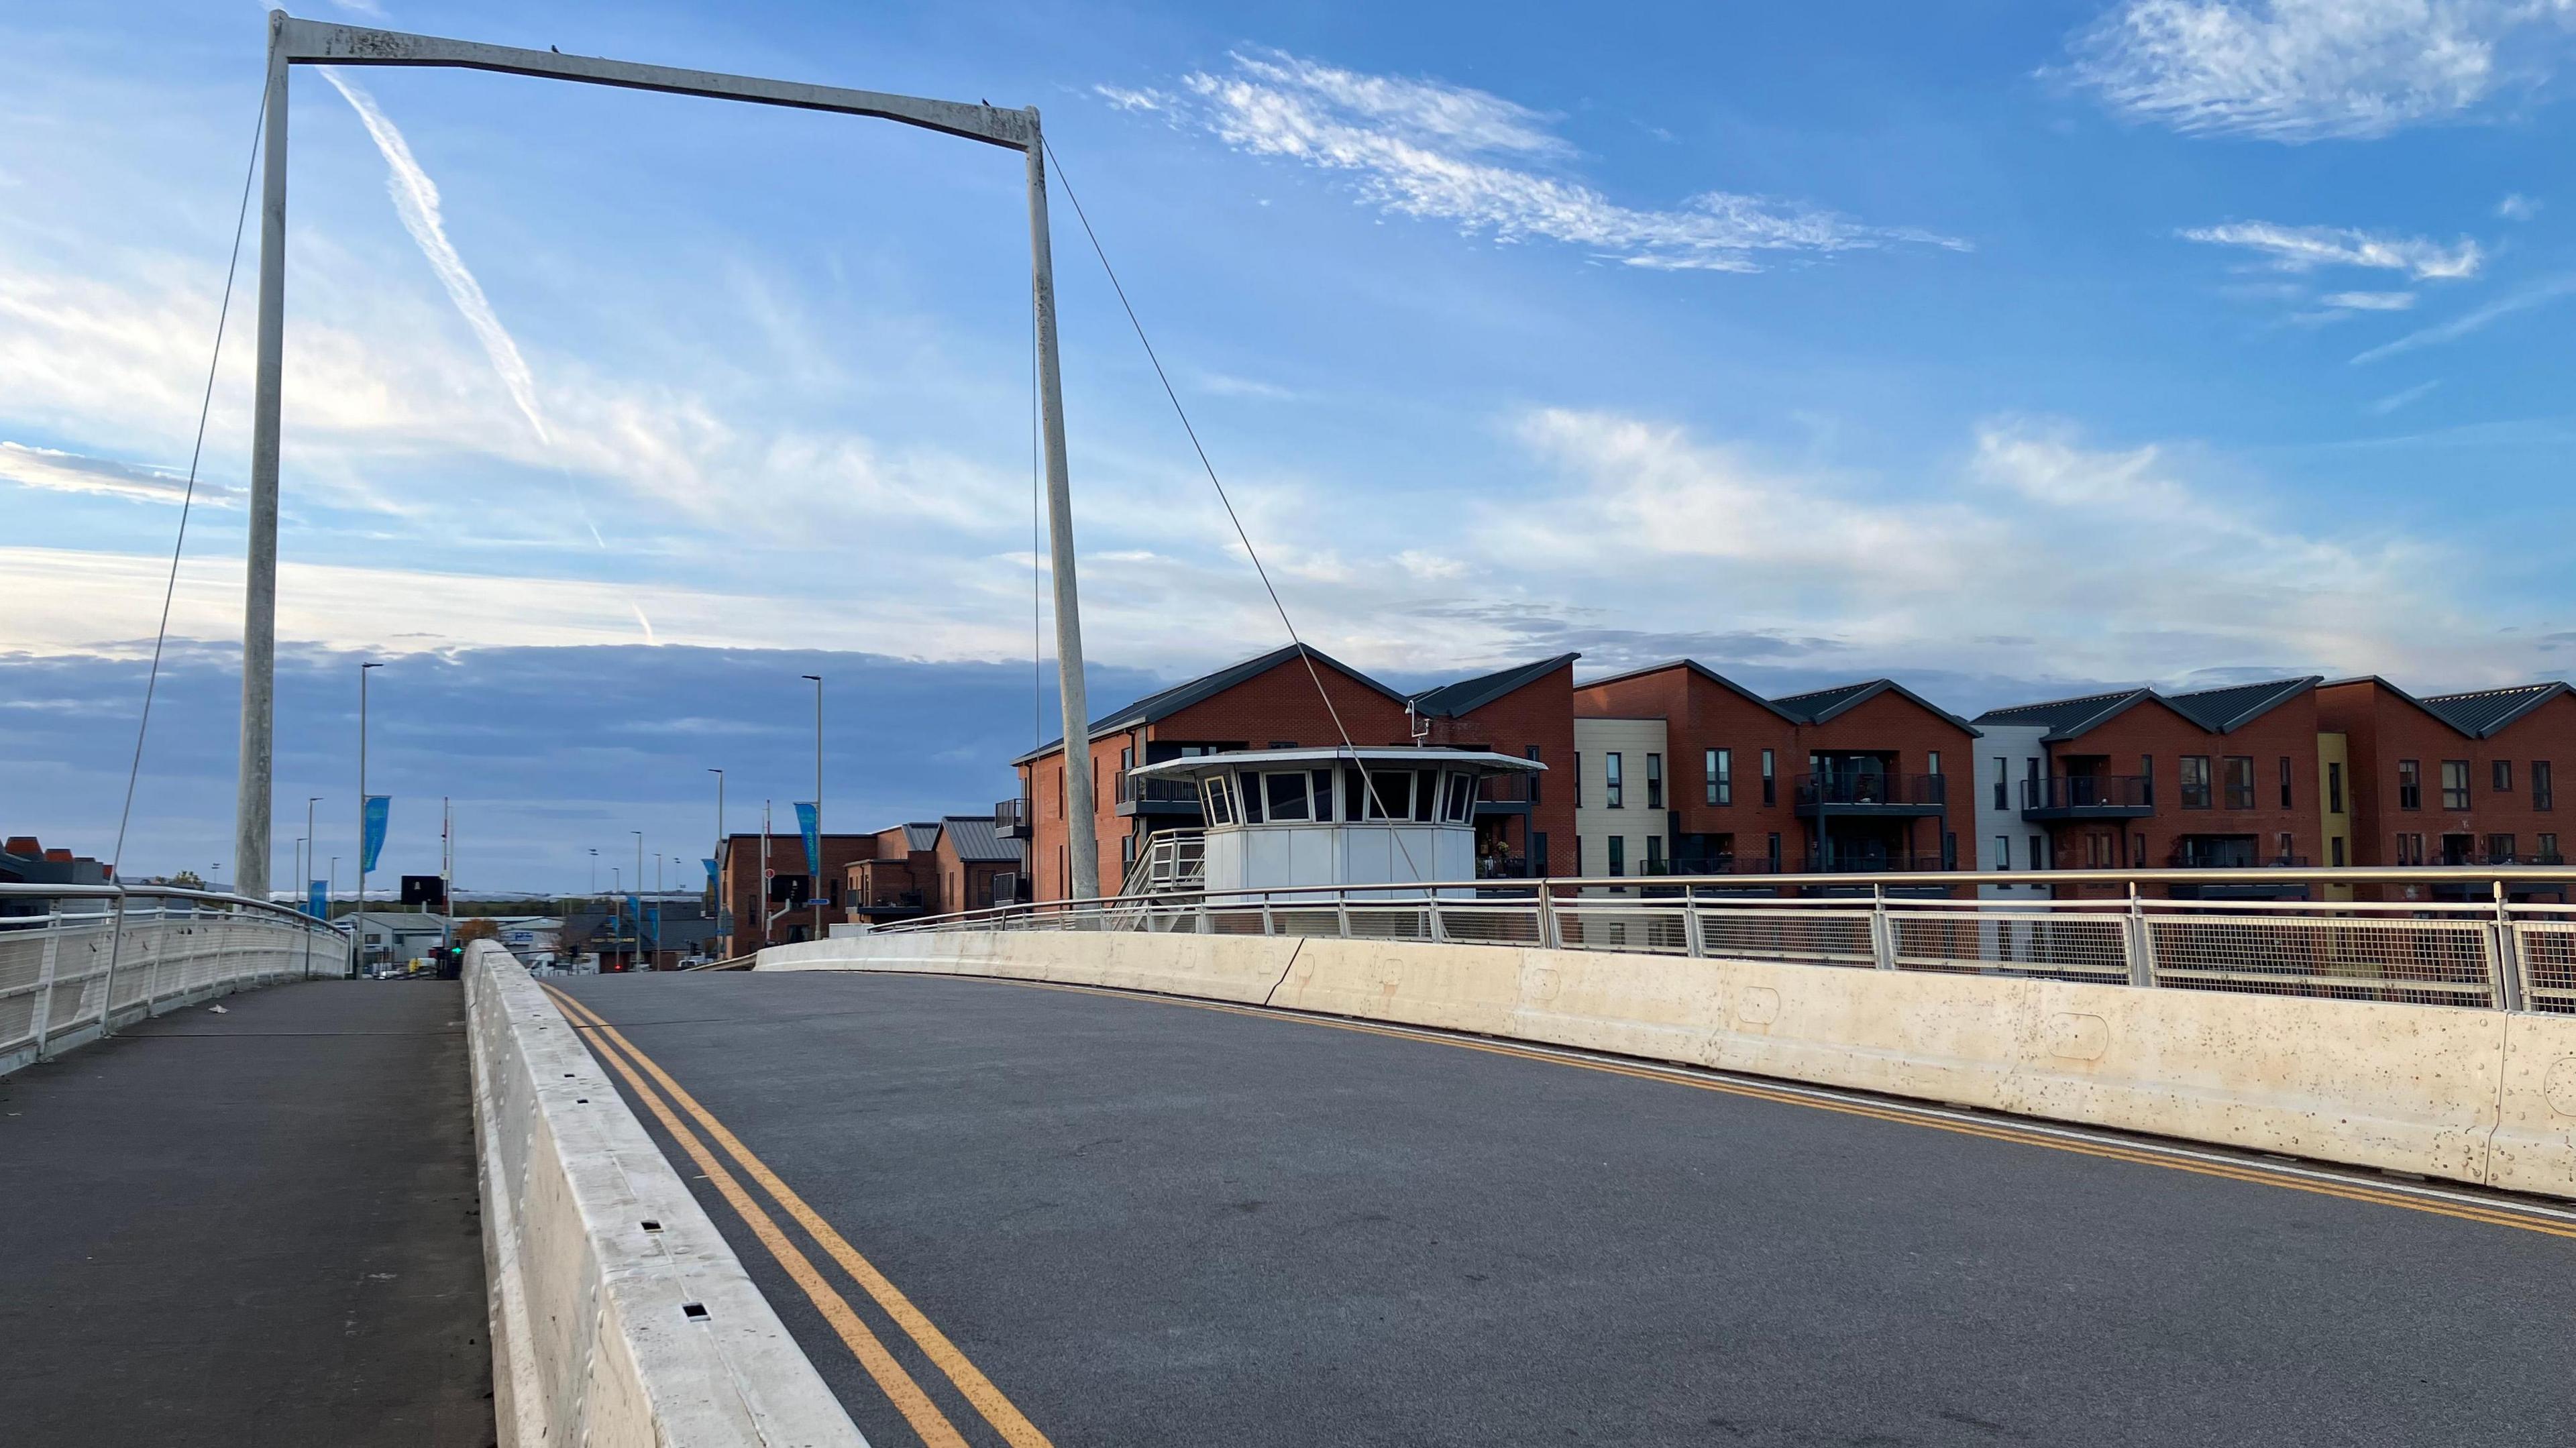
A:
769;930;2576;1200
465;942;864;1447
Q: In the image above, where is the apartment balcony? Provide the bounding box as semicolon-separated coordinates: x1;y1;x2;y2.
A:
1475;854;1532;880
995;797;1032;840
1116;773;1203;818
1793;772;1947;818
1799;850;1952;874
2021;774;2155;822
989;871;1029;907
1474;773;1535;816
849;890;928;920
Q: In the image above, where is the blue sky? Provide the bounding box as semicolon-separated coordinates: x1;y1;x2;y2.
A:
5;0;2575;889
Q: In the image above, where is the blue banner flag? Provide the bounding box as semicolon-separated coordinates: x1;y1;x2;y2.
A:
307;879;327;919
361;795;391;873
703;857;719;889
794;801;822;899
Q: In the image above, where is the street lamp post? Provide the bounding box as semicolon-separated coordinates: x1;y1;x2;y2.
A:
633;830;646;971
802;673;822;942
707;766;724;925
305;795;320;911
356;661;380;977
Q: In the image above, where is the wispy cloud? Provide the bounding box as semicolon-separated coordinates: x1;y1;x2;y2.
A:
2351;272;2576;363
317;66;550;444
2498;191;2542;220
2368;379;2440;414
0;441;233;506
2180;221;2480;279
1110;48;1966;274
2065;0;2573;142
2320;290;2416;310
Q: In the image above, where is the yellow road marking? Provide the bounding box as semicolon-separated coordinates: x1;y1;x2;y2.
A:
981;975;2576;1242
542;985;969;1448
545;984;1055;1448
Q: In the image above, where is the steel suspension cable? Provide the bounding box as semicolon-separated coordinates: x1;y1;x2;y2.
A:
1039;135;1419;858
111;74;272;889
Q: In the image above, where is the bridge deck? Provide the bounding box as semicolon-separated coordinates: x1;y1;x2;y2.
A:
0;979;491;1448
559;970;2576;1448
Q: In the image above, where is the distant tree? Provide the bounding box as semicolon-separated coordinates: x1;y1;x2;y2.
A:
169;870;206;890
453;917;500;944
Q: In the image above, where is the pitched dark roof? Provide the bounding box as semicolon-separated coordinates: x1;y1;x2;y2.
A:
1014;643;1406;764
2420;681;2572;738
2165;676;2319;732
1408;653;1578;718
901;822;942;852
1770;679;1982;734
1972;687;2155;740
1572;658;1802;722
938;815;1021;863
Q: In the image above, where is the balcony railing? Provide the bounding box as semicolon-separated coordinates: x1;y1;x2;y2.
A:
2021;775;2154;818
1474;773;1535;809
995;797;1032;839
1793;773;1947;812
1476;855;1532;880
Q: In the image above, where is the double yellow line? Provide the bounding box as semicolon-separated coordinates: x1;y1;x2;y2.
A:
539;983;1052;1448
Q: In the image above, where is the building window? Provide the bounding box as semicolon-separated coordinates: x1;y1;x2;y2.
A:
2030;834;2047;870
2536;761;2554;812
1995;835;2011;869
1709;748;1732;806
2276;832;2294;864
2327;762;2344;815
2487;833;2518;863
2278;757;2293;808
1943;832;1957;869
2223;756;2255;810
1573;753;1582;808
2540;832;2559;863
2087;832;2112;867
2330;837;2345;867
1605;753;1625;808
2395;832;2422;865
2441;759;2470;810
2180;755;2212;810
2494;760;2514;793
1646;836;1664;873
1992;756;2008;812
1766;832;1782;871
1526;745;1543;805
1646;753;1664;810
1928;750;1941;778
1607;836;1625;877
2133;832;2147;867
1761;750;1777;805
2398;759;2421;810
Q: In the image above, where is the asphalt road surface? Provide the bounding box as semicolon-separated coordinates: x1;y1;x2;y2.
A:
559;970;2576;1448
0;979;492;1447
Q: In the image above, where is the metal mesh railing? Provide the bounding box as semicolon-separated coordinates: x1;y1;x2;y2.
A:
2512;922;2576;1014
873;865;2576;1015
0;887;351;1073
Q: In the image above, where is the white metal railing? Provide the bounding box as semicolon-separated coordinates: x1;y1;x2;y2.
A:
0;883;354;1074
870;865;2576;1014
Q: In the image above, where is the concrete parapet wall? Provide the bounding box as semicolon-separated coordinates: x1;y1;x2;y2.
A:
765;932;2576;1199
464;942;865;1447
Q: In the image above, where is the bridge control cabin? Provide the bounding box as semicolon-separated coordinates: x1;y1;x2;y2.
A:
1124;747;1546;899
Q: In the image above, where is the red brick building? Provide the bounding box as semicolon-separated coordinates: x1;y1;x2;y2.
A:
1011;645;1417;900
1574;663;1980;875
2317;678;2571;890
843;816;1028;924
1973;677;2325;896
1405;654;1579;879
712;830;874;957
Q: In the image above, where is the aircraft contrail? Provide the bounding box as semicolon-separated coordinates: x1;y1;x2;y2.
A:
318;66;551;445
